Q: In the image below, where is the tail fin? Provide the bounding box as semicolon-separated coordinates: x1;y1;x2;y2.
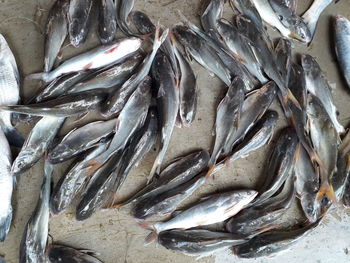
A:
316;180;336;202
144;232;157;246
25;72;48;81
0;211;12;242
4;126;24;148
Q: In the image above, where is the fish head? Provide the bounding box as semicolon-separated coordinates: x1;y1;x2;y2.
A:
49;144;74;164
301;195;321;223
0;34;9;57
11;151;36;175
335;15;350;34
69;19;86;47
301;54;320;78
289;19;312;44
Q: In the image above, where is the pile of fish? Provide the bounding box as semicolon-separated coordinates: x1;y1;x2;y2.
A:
0;0;349;262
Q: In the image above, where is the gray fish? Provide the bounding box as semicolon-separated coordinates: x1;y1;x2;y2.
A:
148;51;179;178
117;0;135;36
223;81;277;155
101;27;168;117
27;37;142;82
226;176;295;236
48;244;103;263
307;94;339;202
270;0;297;10
12;116;65;175
201;0;225;33
234;219;321;258
44;0;69;72
0;127;13;242
294;145;321;222
334;15;350;89
0;89;108;117
132;174;206;220
118;150;209;207
20;160;52;263
34;71;91;103
275;38;292;85
173;44;197;127
68;52;144;94
0;34;24;148
98;0;117;44
209;77;245;167
49;119;116;164
210;110;278;176
129;11;156;35
50;143;109;215
252;128;298;206
302;0;339;43
158;229;247;257
68;0;93;47
140;190;258;238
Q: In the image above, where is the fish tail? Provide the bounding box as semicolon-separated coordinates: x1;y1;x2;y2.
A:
205;166;216;178
25;72;49;82
83;159;103;176
154;25;169;48
316;180;336;202
4;126;24;148
144;231;157;246
283;89;301;111
0;211;12;242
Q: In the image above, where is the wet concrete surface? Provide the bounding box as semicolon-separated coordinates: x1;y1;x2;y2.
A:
0;0;350;262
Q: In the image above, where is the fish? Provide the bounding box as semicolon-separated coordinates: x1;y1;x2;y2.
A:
334;15;350;89
172;44;197;127
67;52;144;94
226;175;295;236
19;160;52;263
250;0;310;42
49;119;116;164
158;229;248;257
48;244;103;263
50;143;109;215
252;127;298;206
302;0;339;43
0;127;13;242
343;159;350;207
129;11;156;35
117;0;135;36
98;0;117;44
270;0;297;10
34;71;91;103
68;0;93;47
0;34;24;148
302;54;344;134
11;116;65;175
26;37;142;82
210;110;278;176
140;190;258;241
201;0;225;43
307;94;339;202
209;77;245;167
223;81;277;155
216;19;268;83
0;89;108;117
132;174;206;220
275;38;292;85
44;0;69;72
83;76;152;176
234;219;322;258
101;27;168;117
294;144;321;222
118;150;209;208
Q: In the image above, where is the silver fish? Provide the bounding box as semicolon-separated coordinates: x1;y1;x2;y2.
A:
68;0;93;47
101;27;168;117
252;127;298;206
98;0;117;44
302;54;344;134
223;81;277;155
141;190;257;237
334;15;350;89
48;244;102;263
50;143;109;215
148;51;179;178
12;116;65;175
0;127;13;242
201;0;225;44
227;175;295;236
132;174;205;220
27;37;142;82
209;77;245;167
158;229;247;257
0;34;24;148
44;0;69;72
20;160;52;263
49;119;116;164
294;144;321;222
117;0;135;36
0;89;108;117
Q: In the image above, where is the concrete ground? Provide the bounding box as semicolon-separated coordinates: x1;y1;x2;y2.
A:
0;0;350;262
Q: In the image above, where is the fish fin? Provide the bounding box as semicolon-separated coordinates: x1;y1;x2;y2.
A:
83;159;103;176
289;32;303;42
316;180;336;202
205;166;215;178
225;157;231;168
144;231;157;246
4;127;24;148
0;211;12;242
72;112;89;123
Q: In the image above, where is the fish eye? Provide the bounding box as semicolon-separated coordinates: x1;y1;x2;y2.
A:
278;15;283;21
